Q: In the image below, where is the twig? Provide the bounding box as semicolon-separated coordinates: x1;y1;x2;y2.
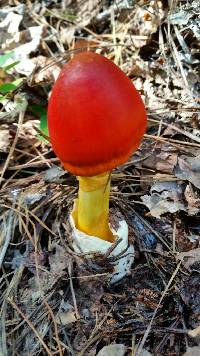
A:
68;260;80;319
148;118;200;145
0;266;24;356
144;134;200;148
78;305;115;356
7;298;52;356
43;299;63;356
135;260;183;355
0;110;25;185
0;192;18;268
0;203;57;237
78;334;102;356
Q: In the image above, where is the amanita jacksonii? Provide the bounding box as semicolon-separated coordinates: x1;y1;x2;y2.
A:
48;51;147;282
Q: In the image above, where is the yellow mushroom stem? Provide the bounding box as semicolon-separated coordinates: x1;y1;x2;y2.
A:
74;172;115;242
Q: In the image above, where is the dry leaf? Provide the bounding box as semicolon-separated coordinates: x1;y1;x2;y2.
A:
180;274;200;330
1;25;45;75
142;181;186;218
168;10;193;26
133;142;178;175
60;27;75;46
133;2;164;37
13;26;45;75
0;6;23;48
183;347;200;356
31;55;61;84
0;129;10;152
55;301;77;325
77;0;101;26
44;166;65;183
0;12;23;35
49;244;68;274
188;325;200;338
140;351;153;356
0;93;28;124
97;344;127;356
174;155;200;189
184;184;200;215
177;248;200;269
55;310;76;325
142;144;178;174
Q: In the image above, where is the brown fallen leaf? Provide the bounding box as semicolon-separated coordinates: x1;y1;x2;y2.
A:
76;0;101;27
136;143;178;174
6;25;46;76
188;325;200;338
130;1;164;47
180;274;200;330
97;344;127;356
0;129;10;152
141;181;186;218
184;183;200;215
0;9;23;48
177;248;200;269
174;155;200;189
31;55;61;84
183;347;200;356
49;244;69;274
55;300;77;325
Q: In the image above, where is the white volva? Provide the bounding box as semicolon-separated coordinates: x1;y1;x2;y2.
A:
70;209;134;284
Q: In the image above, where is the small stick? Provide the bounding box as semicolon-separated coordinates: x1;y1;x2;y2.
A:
135;260;183;355
0;110;25;185
68;260;80;319
7;298;52;356
0;192;18;268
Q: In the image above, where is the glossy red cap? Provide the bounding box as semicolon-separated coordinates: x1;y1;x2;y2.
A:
48;52;147;176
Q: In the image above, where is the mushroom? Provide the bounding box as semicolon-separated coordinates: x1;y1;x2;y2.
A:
48;51;146;236
48;51;146;281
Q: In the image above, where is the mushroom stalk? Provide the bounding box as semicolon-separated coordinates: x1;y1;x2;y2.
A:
74;172;114;242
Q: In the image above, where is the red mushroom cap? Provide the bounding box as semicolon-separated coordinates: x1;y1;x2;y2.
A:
48;52;147;176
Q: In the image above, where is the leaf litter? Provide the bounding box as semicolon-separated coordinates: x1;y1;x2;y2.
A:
0;0;200;355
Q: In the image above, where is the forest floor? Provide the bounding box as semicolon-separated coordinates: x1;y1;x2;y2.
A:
0;1;200;355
